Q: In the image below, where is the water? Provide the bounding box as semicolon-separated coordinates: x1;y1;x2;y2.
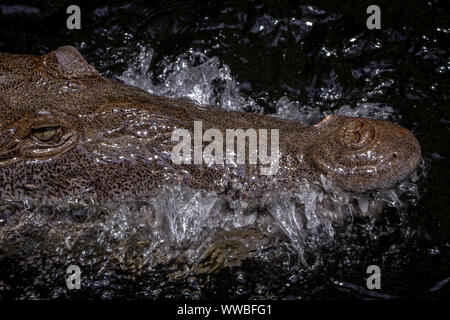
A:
0;1;449;299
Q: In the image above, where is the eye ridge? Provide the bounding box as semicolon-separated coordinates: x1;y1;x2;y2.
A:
31;126;62;143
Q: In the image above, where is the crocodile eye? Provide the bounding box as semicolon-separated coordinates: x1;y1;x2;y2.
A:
31;126;61;142
336;119;375;150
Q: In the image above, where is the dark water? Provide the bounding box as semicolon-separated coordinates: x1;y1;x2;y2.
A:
0;0;449;299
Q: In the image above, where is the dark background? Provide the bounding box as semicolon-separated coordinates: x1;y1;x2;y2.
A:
0;0;449;299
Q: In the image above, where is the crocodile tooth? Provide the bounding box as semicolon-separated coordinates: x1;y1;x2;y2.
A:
357;197;369;216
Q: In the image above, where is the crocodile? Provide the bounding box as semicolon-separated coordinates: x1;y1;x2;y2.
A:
0;46;422;207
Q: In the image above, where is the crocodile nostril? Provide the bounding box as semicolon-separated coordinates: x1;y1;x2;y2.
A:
337;119;375;150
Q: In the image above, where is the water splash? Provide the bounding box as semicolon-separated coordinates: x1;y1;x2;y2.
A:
120;45;261;112
120;45;399;126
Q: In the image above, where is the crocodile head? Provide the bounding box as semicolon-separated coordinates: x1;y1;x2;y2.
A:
0;46;422;206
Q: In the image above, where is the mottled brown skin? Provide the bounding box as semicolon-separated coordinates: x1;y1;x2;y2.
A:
0;46;422;205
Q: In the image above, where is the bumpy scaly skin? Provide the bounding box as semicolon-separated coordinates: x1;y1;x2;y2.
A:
0;46;422;205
